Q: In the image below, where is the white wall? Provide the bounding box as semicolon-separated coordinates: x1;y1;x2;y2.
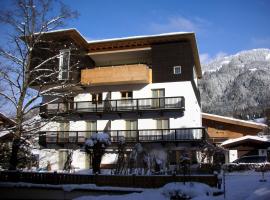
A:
73;81;201;129
39;81;202;170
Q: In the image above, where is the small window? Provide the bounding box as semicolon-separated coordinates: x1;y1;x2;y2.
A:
121;91;133;99
92;93;102;104
58;49;70;80
156;119;169;129
173;66;182;75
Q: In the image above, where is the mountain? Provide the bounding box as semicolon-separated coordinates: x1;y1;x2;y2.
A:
199;49;270;120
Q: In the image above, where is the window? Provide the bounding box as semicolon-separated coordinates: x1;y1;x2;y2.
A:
58;49;70;80
156;119;169;129
152;89;165;108
173;66;182;75
58;150;68;170
121;91;133;99
86;121;97;138
126;120;137;138
120;91;133;107
58;122;70;142
92;93;102;104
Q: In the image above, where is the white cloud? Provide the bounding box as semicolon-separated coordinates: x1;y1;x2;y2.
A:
149;16;209;33
200;51;228;64
200;53;210;64
251;37;270;47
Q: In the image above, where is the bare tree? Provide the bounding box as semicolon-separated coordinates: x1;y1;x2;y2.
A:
0;0;79;170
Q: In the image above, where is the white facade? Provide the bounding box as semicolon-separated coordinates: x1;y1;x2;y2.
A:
39;81;202;170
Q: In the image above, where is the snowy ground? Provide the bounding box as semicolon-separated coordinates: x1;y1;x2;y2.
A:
1;171;269;199
74;171;270;200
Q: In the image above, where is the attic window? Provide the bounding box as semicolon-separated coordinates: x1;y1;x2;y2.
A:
173;66;182;75
58;49;70;80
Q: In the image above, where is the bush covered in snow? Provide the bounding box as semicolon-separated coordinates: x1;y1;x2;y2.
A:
162;182;214;199
85;132;111;174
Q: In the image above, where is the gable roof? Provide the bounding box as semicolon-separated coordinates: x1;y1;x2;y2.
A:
202;113;268;130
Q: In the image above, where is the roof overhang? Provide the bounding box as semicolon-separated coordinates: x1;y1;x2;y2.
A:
40;29;203;78
202;113;268;130
87;32;202;78
221;135;270;148
34;29;89;50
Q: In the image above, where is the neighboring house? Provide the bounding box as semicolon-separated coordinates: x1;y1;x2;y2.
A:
34;29;205;171
0;113;16;169
202;113;269;162
0;112;16;142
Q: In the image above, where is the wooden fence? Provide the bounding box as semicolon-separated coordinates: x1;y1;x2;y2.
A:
0;171;218;188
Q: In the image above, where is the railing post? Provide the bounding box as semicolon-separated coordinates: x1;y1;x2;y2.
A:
161;129;163;141
175;129;177;140
137;130;139;142
117;130;119;142
115;100;118;112
182;97;185;109
95;102;97;112
136;99;139;111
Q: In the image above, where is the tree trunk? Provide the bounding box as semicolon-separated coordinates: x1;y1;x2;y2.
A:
9;138;20;170
92;154;101;174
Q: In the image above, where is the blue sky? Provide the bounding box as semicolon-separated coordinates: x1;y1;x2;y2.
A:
1;0;270;63
63;0;270;63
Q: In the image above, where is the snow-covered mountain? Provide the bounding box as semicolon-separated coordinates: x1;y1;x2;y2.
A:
199;49;270;120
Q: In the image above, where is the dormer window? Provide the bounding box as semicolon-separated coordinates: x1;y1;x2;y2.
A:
173;66;182;75
58;49;70;80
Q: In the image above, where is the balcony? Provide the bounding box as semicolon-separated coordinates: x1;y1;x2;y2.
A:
81;64;152;86
39;127;206;147
40;96;185;118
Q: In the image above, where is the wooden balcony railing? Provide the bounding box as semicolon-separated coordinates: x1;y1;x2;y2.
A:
41;96;185;116
81;64;152;86
39;127;206;146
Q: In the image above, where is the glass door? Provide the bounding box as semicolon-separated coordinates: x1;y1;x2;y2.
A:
152;89;165;108
126;120;137;140
58;122;70;142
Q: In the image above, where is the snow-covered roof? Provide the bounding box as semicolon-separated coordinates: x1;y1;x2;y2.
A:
0;112;16;125
202;113;267;129
221;135;269;146
87;31;194;43
43;29;194;44
0;130;11;138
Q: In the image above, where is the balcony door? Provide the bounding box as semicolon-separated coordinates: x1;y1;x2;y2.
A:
152;89;165;108
58;150;68;170
57;122;70;143
86;121;97;138
126;120;137;140
156;119;169;140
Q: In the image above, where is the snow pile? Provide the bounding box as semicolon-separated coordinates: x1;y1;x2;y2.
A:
74;182;218;200
162;182;214;199
246;186;270;200
85;132;111;147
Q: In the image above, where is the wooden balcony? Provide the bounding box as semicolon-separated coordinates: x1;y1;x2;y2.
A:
40;96;185;119
39;127;206;147
81;64;152;86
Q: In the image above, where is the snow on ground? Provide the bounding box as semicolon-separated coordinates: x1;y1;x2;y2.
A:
73;182;217;200
1;171;269;199
74;171;270;200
